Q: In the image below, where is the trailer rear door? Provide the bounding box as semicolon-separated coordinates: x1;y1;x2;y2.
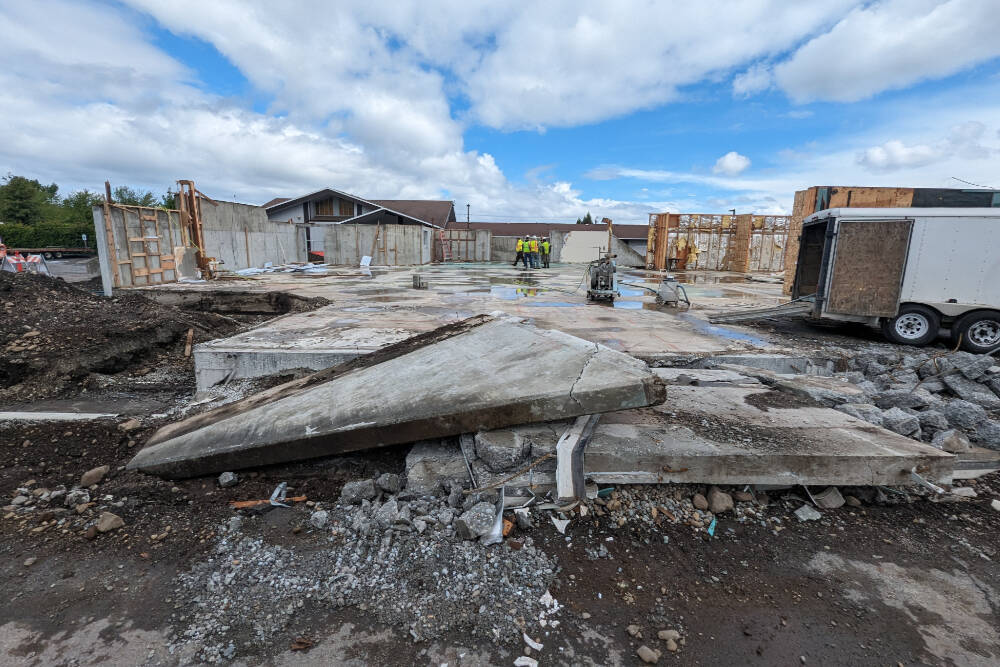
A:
825;219;913;317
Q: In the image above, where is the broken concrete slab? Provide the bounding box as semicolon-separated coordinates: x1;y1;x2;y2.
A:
582;385;954;487
651;368;759;386
726;365;867;406
697;354;834;376
128;315;666;478
0;411;119;422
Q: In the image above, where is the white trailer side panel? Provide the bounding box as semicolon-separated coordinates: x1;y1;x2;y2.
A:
900;215;1000;309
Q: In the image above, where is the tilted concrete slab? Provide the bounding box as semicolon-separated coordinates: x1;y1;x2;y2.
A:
585;385;954;486
128;315;666;478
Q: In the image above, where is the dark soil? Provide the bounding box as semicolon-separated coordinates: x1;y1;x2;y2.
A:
0;272;243;404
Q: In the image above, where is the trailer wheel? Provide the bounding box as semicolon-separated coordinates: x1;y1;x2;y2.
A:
881;305;939;346
952;311;1000;354
43;252;53;259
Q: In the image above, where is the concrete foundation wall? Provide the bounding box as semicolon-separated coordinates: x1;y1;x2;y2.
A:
201;200;305;270
323;223;431;265
553;231;646;266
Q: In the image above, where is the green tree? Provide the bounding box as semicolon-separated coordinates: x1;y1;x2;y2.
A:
112;184;158;207
0;174;59;224
579;212;593;225
60;189;104;225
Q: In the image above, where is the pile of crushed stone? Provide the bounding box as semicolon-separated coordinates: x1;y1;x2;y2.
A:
0;271;242;402
169;495;559;663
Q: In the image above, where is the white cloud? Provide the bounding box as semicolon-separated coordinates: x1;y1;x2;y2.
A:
856;140;943;171
713;151;751;176
732;64;773;97
775;0;1000;103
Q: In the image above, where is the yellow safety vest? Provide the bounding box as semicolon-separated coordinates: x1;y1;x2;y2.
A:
541;241;550;253
529;240;538;252
516;239;524;251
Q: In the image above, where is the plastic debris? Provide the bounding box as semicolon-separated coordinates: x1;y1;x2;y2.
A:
514;658;539;667
522;632;543;651
707;517;717;536
551;517;570;534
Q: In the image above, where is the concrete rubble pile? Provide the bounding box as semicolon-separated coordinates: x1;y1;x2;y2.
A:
827;350;1000;450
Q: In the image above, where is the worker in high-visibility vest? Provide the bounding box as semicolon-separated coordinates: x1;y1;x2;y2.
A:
513;237;525;268
541;237;551;268
529;236;540;268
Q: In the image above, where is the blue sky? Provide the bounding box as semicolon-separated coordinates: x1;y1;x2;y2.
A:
1;0;999;222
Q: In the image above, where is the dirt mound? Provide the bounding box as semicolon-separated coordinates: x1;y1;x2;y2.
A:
0;272;242;402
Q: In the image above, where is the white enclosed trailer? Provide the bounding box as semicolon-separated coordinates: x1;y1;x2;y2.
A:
792;207;1000;352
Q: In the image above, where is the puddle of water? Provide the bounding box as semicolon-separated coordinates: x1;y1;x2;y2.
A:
612;300;643;309
489;276;540;287
618;288;644;297
679;313;768;347
523;301;580;308
368;295;418;302
342;306;385;312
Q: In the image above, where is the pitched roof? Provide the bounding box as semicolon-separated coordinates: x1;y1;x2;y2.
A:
370;200;455;226
260;197;290;208
264;188;378;213
458;221;650;239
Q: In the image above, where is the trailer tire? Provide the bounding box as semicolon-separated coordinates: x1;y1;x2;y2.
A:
881;305;939;346
952;311;1000;354
43;252;52;259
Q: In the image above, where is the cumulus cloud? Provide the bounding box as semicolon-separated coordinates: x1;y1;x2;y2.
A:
775;0;1000;103
855;121;996;172
713;152;751;176
855;140;943;171
732;64;773;97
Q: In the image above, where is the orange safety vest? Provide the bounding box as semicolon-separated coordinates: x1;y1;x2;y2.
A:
529;239;538;252
516;239;524;251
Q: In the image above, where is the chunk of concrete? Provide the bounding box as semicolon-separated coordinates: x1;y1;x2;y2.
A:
405;441;469;494
474;429;531;473
973;419;1000;450
875;389;929;410
943;400;988;429
943;375;1000;409
454;501;496;539
128;316;666;478
881;407;920;436
931;429;972;453
836;403;884;427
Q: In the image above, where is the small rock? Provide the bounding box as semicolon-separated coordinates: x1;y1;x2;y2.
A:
11;496;29;506
637;645;660;664
950;486;977;498
84;525;98;540
794;505;822;521
626;624;642;638
875;389;928;410
844;495;862;507
990;499;1000;512
665;638;678;652
707;487;734;514
412;518;427;534
973;419;1000;449
658;629;681;641
944;374;1000;408
23;557;37;567
732;491;754;503
374;499;399;529
118;418;142;432
375;473;401;494
309;510;329;529
692;493;708;511
931;429;972;453
454;501;495;539
217;472;239;488
340;479;377;504
79;465;109;488
96;512;124;533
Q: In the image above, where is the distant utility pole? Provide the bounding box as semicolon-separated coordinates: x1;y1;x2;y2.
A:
466;203;470;229
729;208;736;216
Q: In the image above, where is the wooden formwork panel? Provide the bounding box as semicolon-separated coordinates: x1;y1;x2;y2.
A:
826;219;913;317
